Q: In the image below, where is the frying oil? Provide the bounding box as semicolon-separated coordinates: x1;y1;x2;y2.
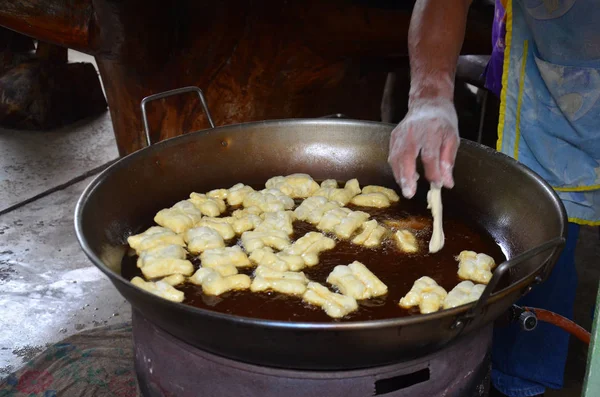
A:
122;196;504;322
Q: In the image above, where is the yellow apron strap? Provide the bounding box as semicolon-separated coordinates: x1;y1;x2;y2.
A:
496;0;513;152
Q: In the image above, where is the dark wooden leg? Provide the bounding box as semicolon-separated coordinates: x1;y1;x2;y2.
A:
0;27;36;75
0;40;107;130
0;27;34;52
35;41;68;63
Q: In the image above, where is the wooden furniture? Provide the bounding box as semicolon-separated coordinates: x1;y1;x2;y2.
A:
0;0;492;155
0;27;107;130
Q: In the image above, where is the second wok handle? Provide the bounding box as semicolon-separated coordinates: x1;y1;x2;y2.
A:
140;86;215;147
452;236;565;329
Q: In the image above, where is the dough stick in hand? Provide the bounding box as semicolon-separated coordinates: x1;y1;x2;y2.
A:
427;183;444;253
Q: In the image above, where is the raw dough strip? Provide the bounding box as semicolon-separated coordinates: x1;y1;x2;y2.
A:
427;184;444;253
326;261;388;300
302;282;358;319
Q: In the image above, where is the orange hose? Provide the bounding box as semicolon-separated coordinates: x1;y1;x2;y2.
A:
523;306;591;345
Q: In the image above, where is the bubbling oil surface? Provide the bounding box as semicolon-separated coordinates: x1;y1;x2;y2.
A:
122;193;504;322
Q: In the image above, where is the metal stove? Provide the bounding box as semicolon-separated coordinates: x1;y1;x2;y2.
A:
133;311;492;397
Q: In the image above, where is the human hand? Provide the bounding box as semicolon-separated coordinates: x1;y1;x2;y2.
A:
387;97;460;199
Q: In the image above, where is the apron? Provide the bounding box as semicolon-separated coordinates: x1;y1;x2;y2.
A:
496;0;600;226
484;2;593;394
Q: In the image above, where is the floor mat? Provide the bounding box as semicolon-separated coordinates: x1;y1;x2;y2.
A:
0;322;139;397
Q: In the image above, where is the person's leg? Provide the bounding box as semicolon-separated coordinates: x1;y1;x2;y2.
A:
491;223;580;397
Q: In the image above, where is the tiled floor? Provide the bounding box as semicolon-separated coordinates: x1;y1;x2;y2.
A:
0;52;597;396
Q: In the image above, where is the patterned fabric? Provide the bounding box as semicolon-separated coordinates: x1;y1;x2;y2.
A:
0;323;139;397
495;0;600;225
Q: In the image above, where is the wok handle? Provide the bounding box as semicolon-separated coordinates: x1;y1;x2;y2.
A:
140;86;215;147
452;236;566;330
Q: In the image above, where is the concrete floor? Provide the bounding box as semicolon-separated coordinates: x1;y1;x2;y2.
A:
0;50;115;215
0;52;598;396
0;176;131;376
0;50;129;377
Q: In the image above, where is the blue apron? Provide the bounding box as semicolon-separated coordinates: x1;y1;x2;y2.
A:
488;1;596;395
497;0;600;226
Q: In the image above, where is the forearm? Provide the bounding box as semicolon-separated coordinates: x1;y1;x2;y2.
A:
408;0;472;105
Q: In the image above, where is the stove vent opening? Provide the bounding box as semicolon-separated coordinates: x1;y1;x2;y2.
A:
373;367;430;395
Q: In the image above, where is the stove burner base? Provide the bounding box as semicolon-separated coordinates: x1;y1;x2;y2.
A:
133;311;492;397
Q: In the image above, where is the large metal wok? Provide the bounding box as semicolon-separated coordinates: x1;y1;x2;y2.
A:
75;87;567;370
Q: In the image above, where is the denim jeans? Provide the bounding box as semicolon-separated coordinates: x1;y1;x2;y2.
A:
491;223;580;396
